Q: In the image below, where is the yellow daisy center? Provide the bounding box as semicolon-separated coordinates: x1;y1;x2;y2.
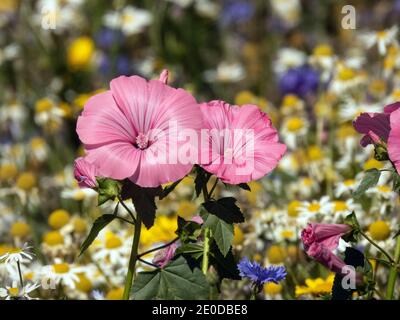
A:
369;220;390;241
48;209;71;229
43;231;64;246
308;203;321;212
286;117;304;132
53;263;70;274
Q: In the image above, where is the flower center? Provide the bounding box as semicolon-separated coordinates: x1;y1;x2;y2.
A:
308;203;321;212
135;132;149;150
53;263;70;274
9;287;19;297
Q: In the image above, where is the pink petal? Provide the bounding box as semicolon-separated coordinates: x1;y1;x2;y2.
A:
77;91;134;146
388;108;400;173
85;142;141;180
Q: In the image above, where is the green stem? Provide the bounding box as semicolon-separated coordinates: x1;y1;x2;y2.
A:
202;228;211;274
122;214;142;300
385;236;400;299
360;231;395;264
201;177;213;275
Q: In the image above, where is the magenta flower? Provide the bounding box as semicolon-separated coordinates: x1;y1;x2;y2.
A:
306;242;348;274
76;71;203;187
353;101;400;172
301;223;352;275
199;100;286;184
301;223;352;251
152;242;178;268
73;157;99;188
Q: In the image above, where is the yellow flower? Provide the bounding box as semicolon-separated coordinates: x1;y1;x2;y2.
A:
368;220;390;241
10;221;31;238
286;117;305;132
287;200;301;217
48;209;71;229
307;145;323;161
106;287;124;300
267;245;286;264
176;201;197;219
35;98;54;113
264;282;283;295
43;231;64;246
73;217;87;234
67;37;95;70
233;225;244;245
140;215;177;247
295;274;335;297
16;172;36;191
363;158;384;170
313;44;333;57
235;90;255;105
338;67;356;81
0;163;18;181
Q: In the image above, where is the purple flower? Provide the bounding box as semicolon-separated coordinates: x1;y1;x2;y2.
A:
237;257;286;285
279;65;319;98
221;0;254;26
95;27;124;49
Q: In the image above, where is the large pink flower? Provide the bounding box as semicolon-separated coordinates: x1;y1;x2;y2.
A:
199;100;286;184
353;101;400;172
76;71;203;187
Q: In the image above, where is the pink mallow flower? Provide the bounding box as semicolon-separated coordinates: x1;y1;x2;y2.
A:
301;223;352;275
73;157;99;188
76;70;204;187
199;100;286;185
301;223;352;251
152;242;178;268
353;101;400;172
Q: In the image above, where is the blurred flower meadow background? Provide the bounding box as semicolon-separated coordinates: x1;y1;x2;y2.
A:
1;0;400;300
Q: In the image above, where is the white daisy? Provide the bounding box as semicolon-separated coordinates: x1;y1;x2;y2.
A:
274;48;306;74
103;6;152;36
360;26;399;56
41;259;86;289
0;243;34;264
0;281;40;300
92;231;131;265
335;179;357;197
203;61;246;83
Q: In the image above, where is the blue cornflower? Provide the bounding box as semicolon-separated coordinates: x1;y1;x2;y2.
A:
237;257;287;285
279;65;319;98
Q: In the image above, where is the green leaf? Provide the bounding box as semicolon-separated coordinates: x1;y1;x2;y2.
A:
159;179;183;200
194;166;210;198
79;214;115;256
121;180;162;229
392;171;400;193
175;243;204;260
353;169;381;199
175;216;202;243
393;229;400;239
204;214;233;257
202;197;244;224
96;177;121;206
342;212;360;243
132;256;210;300
209;242;240;280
